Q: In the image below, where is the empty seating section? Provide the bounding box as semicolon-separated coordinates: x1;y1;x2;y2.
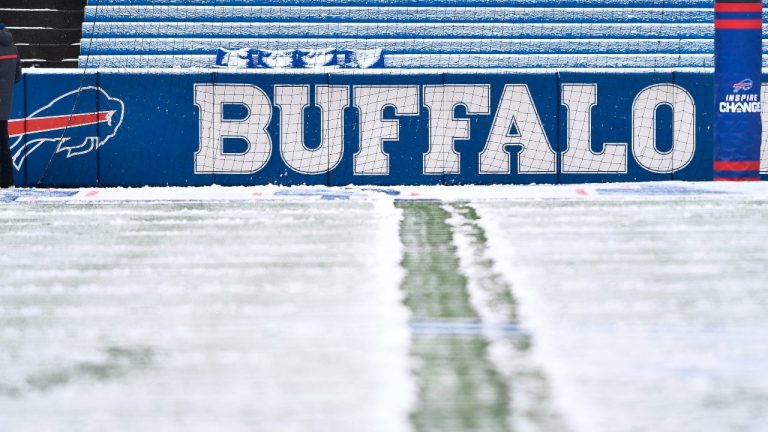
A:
80;0;768;69
4;0;86;68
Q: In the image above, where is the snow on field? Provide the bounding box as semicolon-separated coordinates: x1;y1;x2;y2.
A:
473;185;768;432
0;191;411;432
0;182;767;432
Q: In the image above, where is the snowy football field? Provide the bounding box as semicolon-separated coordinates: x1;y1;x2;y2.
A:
1;182;767;432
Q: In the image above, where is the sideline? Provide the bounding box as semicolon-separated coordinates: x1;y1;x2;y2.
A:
2;181;767;204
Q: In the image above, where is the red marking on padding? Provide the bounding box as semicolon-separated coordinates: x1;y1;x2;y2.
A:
714;177;761;182
0;54;17;60
714;161;761;171
715;19;764;29
8;112;112;137
715;3;763;12
576;188;588;196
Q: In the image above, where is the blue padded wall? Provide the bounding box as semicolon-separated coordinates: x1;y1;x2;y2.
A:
9;70;768;187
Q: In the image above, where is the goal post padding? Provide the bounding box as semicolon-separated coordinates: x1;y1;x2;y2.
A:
714;0;763;181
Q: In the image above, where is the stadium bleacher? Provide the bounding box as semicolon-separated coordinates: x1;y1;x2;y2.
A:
3;0;85;68
77;0;765;69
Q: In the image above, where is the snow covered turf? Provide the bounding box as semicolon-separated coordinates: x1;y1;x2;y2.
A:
0;182;766;432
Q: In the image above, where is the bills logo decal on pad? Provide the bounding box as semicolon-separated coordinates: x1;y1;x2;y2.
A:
8;87;124;170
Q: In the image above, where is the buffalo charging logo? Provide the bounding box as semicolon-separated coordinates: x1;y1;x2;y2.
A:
9;87;124;170
732;78;754;93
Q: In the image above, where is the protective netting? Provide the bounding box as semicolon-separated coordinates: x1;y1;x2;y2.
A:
75;0;765;180
80;0;723;70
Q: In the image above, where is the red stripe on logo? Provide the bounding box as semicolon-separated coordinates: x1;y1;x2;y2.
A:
715;19;764;29
8;112;112;137
0;54;17;60
714;177;761;182
714;161;761;171
715;3;763;13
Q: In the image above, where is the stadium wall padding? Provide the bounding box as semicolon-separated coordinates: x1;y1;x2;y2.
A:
9;70;767;187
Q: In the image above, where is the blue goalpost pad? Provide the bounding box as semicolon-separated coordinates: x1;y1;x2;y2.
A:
714;0;763;181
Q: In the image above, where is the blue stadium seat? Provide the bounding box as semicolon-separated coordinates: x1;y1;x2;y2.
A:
78;0;768;69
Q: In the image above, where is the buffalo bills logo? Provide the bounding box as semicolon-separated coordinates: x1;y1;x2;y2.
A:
8;87;124;170
732;78;753;93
